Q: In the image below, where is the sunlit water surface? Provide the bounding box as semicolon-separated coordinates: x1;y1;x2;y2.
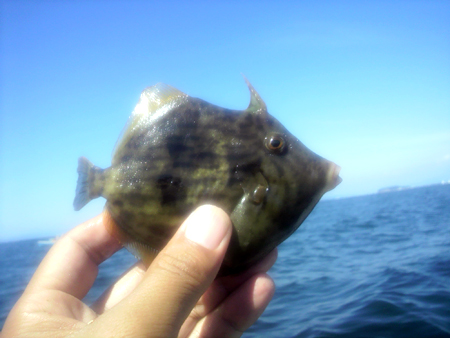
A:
1;184;449;337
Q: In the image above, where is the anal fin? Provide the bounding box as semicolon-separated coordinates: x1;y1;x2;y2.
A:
127;242;159;268
102;210;160;268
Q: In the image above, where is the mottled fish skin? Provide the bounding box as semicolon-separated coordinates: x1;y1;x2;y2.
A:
74;80;341;275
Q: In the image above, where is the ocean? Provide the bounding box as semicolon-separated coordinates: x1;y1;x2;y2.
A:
1;184;449;337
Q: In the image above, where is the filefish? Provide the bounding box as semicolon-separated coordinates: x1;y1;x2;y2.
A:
74;78;342;275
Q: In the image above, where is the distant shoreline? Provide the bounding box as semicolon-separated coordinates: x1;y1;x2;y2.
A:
378;181;450;194
378;186;411;193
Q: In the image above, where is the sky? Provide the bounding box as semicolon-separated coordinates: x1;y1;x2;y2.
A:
0;0;449;242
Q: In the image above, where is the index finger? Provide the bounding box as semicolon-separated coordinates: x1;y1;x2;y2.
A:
26;212;123;300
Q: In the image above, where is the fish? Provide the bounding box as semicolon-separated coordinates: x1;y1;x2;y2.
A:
73;78;342;275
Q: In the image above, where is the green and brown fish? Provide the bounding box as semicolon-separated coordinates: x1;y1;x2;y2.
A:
74;78;342;275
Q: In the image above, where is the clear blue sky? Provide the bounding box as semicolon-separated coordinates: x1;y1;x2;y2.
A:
1;1;449;242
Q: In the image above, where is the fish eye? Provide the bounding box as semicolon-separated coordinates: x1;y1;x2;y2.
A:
265;134;286;153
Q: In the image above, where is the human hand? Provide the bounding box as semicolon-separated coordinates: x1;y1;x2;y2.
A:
2;205;277;338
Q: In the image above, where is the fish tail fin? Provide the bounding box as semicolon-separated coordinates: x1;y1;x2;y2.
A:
73;157;104;211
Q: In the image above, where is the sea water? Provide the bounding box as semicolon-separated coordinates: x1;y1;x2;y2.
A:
1;184;449;337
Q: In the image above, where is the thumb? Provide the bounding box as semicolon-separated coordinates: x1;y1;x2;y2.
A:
86;205;232;338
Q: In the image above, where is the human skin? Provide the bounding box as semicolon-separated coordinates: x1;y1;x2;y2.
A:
1;205;277;338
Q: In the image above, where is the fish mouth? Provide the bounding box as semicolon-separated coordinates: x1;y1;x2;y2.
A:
324;162;342;192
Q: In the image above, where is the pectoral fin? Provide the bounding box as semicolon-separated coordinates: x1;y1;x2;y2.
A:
239;171;269;205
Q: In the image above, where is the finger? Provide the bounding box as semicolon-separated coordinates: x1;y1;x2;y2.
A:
190;273;275;338
26;213;123;300
182;248;277;332
221;248;277;288
85;205;232;337
91;260;146;314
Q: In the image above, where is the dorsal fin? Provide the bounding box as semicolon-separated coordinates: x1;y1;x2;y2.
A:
242;75;267;113
138;83;187;115
112;83;188;164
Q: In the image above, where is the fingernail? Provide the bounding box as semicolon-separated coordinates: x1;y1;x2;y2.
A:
184;205;230;250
